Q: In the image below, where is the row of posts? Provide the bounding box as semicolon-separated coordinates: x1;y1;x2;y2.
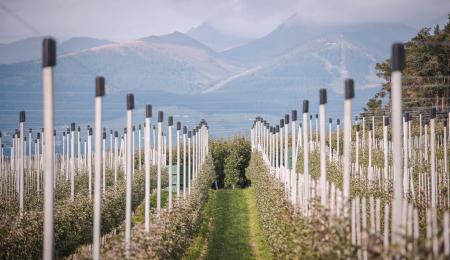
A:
0;38;212;259
250;43;450;257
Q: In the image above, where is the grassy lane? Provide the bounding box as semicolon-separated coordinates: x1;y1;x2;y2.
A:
245;188;272;260
184;188;272;260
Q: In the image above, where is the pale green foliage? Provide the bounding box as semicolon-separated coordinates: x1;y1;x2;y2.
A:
223;136;251;189
247;153;356;259
0;167;168;259
79;157;215;259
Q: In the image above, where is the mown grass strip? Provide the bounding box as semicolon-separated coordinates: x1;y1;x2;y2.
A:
184;188;272;260
245;188;273;260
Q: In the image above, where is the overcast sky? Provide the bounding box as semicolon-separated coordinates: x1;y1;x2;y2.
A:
0;0;449;43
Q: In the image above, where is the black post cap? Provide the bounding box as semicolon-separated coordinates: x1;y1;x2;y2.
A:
299;123;302;127
53;130;56;136
391;43;405;71
71;123;75;131
110;130;113;134
63;132;65;137
368;123;373;131
139;124;142;130
103;132;106;139
310;115;312;120
276;125;280;132
319;89;327;104
145;105;152;118
285;114;289;124
158;111;163;123
177;122;181;130
42;38;56;67
29;128;32;133
337;119;340;125
356;124;360;132
291;110;297;121
329;118;332;123
280;119;284;128
168;116;173;126
114;131;118;137
124;128;127;134
315;114;318;119
384;117;390;126
183;126;187;134
95;76;105;97
89;128;93;135
37;133;41;139
188;131;192;138
132;125;135;131
345;79;355;99
127;94;134;110
404;113;410;122
431;108;436;119
303;100;309;113
19;111;25;123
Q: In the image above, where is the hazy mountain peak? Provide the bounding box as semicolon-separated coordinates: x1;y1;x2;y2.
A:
60;37;114;54
140;31;214;52
221;17;416;66
187;22;252;52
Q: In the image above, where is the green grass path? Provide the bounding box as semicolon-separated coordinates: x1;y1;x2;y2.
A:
184;188;272;260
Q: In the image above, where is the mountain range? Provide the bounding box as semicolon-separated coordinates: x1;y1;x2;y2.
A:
0;16;417;140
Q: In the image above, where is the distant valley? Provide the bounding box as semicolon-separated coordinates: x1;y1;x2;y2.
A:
0;15;417;141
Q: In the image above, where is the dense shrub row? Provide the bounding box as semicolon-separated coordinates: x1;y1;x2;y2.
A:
246;153;356;259
210;136;251;189
0;168;120;217
80;157;215;259
0;167;167;259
